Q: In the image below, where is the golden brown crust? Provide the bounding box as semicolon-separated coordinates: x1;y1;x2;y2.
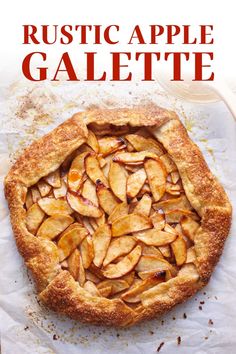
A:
4;105;232;326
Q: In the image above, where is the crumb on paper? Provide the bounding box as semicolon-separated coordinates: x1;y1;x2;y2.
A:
208;319;214;325
157;342;165;352
177;336;181;345
183;313;187;319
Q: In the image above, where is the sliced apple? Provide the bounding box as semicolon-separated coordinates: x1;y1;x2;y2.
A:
171;235;187;266
94;211;106;227
88;263;105;280
121;271;135;286
44;169;61;188
113;151;158;164
38;197;73;215
108;161;127;202
88;217;98;231
86;129;99;153
31;186;41;203
180;215;200;241
165;209;199;224
57;223;88;261
53;179;67;199
166;183;181;196
97;279;130;295
138;269;166;280
108;202;129;224
25;190;33;210
158;245;172;258
26;203;45;234
99;286;112;298
103;236;136;267
84;281;101;296
67;192;102;218
126;169;147;200
122;271;166;303
135;255;172;272
98;155;107;168
164;223;177;234
37;180;52;197
79;235;94;269
96;181;119;215
160;154;177;173
137;183;151;198
92;224;111;267
37;214;74;239
186;246;196;263
68;249;81;280
144;158;167;202
68;152;89;192
85;154;108;187
112;214;152;237
82;178;98;206
125;164;140;173
133;194;152;216
103;245;142;279
135;229;177;246
98;136;126;156
85;270;100;284
141;244;164;258
150;212;165;230
153;195;192;213
125;134;164;156
171;171;180;184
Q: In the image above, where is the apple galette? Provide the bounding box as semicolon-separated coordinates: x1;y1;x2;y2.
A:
5;106;232;326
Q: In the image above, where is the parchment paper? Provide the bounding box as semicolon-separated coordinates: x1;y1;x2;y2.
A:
0;79;236;354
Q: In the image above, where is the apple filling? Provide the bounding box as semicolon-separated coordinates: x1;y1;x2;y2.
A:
24;126;200;304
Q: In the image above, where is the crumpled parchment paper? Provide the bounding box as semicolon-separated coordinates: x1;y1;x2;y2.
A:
0;79;236;354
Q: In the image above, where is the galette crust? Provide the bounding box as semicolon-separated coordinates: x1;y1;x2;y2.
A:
5;105;232;326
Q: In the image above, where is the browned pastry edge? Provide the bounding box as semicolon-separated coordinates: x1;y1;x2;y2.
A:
4;105;232;327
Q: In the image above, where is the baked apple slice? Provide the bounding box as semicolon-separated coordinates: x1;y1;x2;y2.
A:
92;224;111;267
135;255;173;272
98;136;126;156
37;179;52;197
103;236;136;267
44;169;61;188
144;158;166;202
113;151;158;164
112;214;152;237
125;134;164;156
57;223;88;261
180;215;200;241
26;203;45;234
135;229;177;246
108;202;129;224
103;245;142;279
126;169;147;200
85;154;108;187
38;197;73;215
122;271;166;303
37;214;74;240
96;181;119;215
82;178;98;206
108;161;127;202
67;192;102;218
133;194;152;216
97;279;130;295
87;130;99;153
171;235;187;266
68;152;89;192
79;235;94;269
